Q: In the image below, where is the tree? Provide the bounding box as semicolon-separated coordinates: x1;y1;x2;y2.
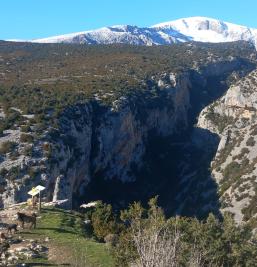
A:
110;198;257;267
120;197;183;267
222;212;257;267
91;201;117;241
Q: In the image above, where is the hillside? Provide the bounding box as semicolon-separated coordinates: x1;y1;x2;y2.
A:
197;68;257;222
0;205;114;266
1;199;256;266
0;40;254;116
0;40;257;222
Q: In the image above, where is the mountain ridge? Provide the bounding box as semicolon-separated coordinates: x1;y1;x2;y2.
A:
27;16;257;47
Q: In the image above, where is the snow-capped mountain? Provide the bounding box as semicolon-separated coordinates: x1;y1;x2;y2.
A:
32;25;188;45
152;17;257;45
32;17;257;47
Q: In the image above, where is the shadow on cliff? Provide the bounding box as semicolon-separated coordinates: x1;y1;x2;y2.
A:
174;127;221;218
79;126;221;219
75;67;254;219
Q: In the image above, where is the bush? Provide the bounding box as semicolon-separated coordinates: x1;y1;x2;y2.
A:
240;147;250;156
0;141;16;155
20;124;31;133
6;166;20;180
246;136;255;147
20;133;34;143
222;161;241;180
104;233;119;246
91;202;118;241
242;194;257;221
114;198;257;267
28;167;39;179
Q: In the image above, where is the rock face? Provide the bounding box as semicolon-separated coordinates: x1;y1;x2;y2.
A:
0;43;256;219
36;61;257;211
40;72;192;209
197;69;257;222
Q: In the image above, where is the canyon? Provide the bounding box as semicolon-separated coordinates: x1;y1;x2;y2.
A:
0;41;257;222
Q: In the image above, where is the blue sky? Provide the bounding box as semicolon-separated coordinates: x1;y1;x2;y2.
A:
1;0;257;40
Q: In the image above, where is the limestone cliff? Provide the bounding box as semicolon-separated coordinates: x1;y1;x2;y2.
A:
0;41;256;217
2;72;191;208
198;69;257;222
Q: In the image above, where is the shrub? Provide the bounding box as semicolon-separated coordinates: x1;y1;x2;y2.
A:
242;194;257;221
0;141;16;155
28;167;39;179
205;110;234;133
6;166;20;180
246;136;255;147
20;133;34;143
240;147;250;155
250;126;257;136
114;198;257;267
20;124;31;133
104;233;119;246
220;161;242;195
222;161;241;180
91;202;117;241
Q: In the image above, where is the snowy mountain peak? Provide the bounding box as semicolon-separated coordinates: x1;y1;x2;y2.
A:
152;17;257;44
30;17;257;48
152;16;223;28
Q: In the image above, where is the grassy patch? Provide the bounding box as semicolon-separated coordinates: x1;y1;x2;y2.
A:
18;207;114;267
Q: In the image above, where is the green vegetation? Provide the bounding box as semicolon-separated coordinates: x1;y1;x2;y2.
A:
250;125;257;136
91;202;119;241
246;136;255;146
212;138;237;170
1;40;257;265
242;194;257;221
20;133;34;143
20;124;31;133
6;166;21;181
22;145;33;156
219;157;256;195
9;198;257;266
0;140;16;155
223;161;241;181
232;147;250;161
89;197;257;267
0;41;255;130
205;105;234;133
19;207;115;267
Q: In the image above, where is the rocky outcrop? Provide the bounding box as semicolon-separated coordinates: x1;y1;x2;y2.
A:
43;72;192;208
0;57;256;215
197;69;257;222
40;62;257;209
